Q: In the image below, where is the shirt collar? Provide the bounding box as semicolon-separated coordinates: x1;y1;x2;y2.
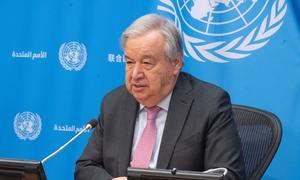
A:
139;91;173;111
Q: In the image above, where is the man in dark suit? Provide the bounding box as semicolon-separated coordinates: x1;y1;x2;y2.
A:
75;14;245;180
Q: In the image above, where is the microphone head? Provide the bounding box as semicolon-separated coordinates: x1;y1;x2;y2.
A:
86;119;98;129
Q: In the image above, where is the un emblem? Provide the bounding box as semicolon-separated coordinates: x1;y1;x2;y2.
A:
157;0;287;63
59;41;87;70
14;112;42;141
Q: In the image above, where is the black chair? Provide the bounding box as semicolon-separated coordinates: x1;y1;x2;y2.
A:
232;105;282;180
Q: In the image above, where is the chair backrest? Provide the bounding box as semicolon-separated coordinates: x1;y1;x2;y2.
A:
232;105;282;180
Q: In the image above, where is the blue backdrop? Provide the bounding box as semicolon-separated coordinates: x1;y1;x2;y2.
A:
0;0;299;179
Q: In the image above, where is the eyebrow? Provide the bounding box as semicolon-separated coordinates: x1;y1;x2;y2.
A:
124;54;154;61
124;54;135;61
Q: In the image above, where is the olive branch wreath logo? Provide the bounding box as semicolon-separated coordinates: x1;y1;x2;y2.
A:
158;0;287;63
14;112;42;140
59;41;87;71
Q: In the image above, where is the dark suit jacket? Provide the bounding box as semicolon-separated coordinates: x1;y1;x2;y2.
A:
75;72;245;180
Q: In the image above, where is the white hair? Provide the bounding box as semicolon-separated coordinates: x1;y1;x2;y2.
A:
121;14;183;61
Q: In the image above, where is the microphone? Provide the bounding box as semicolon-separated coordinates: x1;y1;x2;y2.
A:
41;119;98;164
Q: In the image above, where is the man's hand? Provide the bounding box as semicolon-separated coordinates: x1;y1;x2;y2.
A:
112;177;128;180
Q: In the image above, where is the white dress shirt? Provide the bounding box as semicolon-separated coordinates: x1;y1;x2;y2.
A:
131;92;172;168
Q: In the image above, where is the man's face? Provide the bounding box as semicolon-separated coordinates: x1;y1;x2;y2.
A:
124;30;182;107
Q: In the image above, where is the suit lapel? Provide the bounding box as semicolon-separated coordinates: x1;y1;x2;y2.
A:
156;73;194;168
117;93;138;175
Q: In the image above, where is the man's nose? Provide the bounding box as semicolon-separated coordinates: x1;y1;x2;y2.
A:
132;64;144;80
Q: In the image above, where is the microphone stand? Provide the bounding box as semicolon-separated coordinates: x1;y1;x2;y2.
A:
41;124;92;164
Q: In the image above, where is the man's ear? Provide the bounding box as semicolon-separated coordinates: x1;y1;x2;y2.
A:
172;55;183;75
